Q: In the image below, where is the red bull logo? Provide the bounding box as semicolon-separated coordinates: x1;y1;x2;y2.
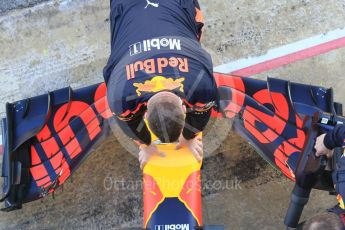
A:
133;76;185;96
126;57;189;80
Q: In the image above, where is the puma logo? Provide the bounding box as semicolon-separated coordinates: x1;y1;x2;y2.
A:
145;0;159;8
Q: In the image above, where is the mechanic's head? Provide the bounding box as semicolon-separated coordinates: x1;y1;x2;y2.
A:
146;91;186;143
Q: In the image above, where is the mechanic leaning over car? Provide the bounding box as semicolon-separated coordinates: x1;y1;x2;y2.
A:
103;0;218;168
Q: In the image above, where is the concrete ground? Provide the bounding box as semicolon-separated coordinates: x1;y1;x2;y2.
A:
0;0;49;13
0;0;345;229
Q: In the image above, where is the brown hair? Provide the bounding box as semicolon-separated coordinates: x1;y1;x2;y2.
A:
147;100;185;143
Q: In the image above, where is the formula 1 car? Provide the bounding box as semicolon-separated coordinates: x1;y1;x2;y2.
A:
0;73;343;229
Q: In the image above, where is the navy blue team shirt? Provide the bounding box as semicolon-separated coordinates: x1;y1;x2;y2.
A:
103;0;217;144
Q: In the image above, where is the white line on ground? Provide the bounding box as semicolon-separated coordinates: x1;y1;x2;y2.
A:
214;27;345;73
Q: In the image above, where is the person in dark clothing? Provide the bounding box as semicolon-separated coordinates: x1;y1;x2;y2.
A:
315;124;345;157
103;0;218;168
315;124;345;228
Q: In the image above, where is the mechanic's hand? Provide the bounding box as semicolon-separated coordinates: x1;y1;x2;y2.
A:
139;143;160;169
176;135;203;162
315;134;334;158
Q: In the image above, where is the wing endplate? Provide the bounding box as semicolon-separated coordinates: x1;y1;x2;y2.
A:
1;83;112;211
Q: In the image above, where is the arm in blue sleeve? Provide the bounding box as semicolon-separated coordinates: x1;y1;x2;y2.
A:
115;114;152;146
324;124;345;149
182;109;211;140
